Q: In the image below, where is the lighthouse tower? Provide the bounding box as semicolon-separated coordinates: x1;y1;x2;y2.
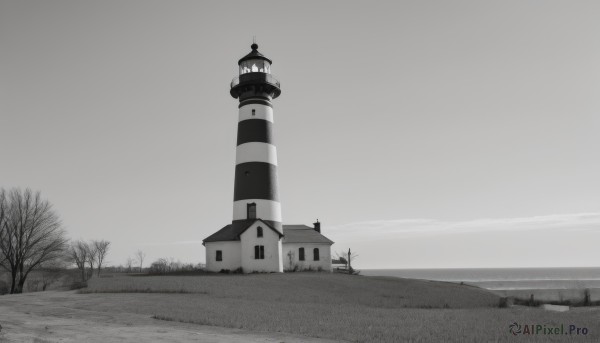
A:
230;43;282;234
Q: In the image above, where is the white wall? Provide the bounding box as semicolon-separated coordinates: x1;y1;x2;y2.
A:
205;241;241;272
240;221;283;273
282;243;332;272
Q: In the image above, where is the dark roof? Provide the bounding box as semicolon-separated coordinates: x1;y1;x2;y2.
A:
203;219;282;244
203;223;333;245
283;225;334;244
238;43;273;65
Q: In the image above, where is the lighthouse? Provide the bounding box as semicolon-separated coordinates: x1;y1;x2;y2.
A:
203;44;334;273
230;43;283;235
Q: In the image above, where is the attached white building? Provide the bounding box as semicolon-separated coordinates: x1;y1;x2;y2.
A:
204;220;333;273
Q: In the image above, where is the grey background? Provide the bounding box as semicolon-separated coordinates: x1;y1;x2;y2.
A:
1;0;599;268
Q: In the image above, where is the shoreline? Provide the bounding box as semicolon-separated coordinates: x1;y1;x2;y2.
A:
360;268;600;302
490;288;600;303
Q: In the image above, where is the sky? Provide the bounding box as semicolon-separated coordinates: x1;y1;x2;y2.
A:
1;0;599;269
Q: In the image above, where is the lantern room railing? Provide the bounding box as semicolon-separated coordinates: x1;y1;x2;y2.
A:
231;72;280;89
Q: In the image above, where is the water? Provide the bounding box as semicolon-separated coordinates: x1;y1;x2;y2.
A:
361;267;600;290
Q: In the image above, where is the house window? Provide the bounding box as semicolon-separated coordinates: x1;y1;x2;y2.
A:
254;245;265;259
257;226;263;237
216;250;222;261
299;247;305;261
247;203;256;219
252;109;256;116
313;248;320;261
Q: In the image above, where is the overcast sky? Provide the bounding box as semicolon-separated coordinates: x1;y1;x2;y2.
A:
1;1;599;269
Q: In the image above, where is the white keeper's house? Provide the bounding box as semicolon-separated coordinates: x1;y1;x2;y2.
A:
203;43;334;273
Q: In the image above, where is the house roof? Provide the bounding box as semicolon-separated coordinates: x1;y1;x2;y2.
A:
203;223;333;245
203;219;282;244
282;225;334;244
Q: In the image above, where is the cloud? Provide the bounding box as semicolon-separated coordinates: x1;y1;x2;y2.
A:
136;213;600;250
328;213;600;237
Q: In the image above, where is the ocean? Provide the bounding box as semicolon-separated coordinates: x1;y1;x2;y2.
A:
361;267;600;291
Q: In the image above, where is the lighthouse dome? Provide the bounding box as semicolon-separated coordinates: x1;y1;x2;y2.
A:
238;43;272;75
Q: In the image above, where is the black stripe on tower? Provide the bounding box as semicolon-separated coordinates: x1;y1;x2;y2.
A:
237;119;273;145
234;162;279;201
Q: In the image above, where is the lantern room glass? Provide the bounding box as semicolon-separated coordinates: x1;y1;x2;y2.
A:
239;59;271;75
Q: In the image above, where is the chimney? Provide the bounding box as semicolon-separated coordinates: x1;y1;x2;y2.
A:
313;219;321;233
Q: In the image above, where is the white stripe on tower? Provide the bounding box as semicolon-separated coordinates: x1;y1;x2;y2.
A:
232;199;282;222
235;142;278;165
239;104;273;123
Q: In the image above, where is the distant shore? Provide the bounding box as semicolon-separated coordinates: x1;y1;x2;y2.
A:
491;288;599;303
361;267;600;302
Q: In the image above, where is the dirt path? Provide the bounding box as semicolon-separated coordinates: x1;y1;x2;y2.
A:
0;291;343;343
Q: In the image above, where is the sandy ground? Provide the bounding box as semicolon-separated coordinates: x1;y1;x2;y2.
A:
0;291;343;343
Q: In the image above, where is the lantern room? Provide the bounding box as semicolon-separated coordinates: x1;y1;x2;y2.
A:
230;43;281;100
238;43;272;75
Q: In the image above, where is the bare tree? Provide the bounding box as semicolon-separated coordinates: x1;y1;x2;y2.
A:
0;191;7;268
125;256;134;273
93;240;110;276
336;248;359;275
69;240;89;282
134;250;146;273
84;241;98;279
0;188;68;294
149;258;169;274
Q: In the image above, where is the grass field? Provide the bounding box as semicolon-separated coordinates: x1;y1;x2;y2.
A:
79;273;600;342
83;273;499;308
